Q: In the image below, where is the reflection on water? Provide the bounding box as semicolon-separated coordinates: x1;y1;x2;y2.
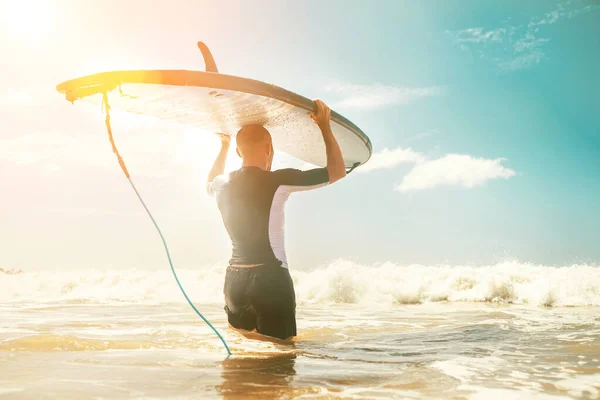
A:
217;354;298;399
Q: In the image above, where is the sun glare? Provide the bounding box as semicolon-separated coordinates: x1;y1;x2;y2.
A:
1;0;52;39
175;127;225;170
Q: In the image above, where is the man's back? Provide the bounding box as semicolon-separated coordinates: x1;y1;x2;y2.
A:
205;100;346;340
208;166;330;268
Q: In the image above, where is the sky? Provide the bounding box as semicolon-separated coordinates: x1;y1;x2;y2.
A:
0;0;599;271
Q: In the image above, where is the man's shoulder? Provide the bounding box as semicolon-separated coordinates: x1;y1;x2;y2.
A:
206;173;231;197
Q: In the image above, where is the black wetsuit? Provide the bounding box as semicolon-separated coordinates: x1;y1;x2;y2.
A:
207;166;329;339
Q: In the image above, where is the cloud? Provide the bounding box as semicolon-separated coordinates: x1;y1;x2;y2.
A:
324;82;445;110
498;50;546;72
395;154;515;192
356;146;515;192
451;27;507;44
448;2;597;72
528;9;561;27
498;31;550;71
514;32;551;53
527;3;598;28
449;24;545;72
357;147;425;173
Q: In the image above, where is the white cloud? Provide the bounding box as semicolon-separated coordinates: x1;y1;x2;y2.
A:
498;50;546;72
448;3;597;72
356;147;515;192
451;27;507;44
325;82;444;110
357;147;425;173
449;23;547;72
526;3;597;28
514;32;550;53
395;154;515;192
528;9;561;27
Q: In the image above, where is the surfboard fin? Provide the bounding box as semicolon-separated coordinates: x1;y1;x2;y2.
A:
197;42;219;73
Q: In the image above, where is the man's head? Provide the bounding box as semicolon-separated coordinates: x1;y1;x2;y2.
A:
235;124;274;170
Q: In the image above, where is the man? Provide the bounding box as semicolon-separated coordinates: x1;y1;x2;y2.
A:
206;99;347;340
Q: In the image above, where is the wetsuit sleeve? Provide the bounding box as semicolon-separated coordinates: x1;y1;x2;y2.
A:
206;174;227;197
273;168;330;192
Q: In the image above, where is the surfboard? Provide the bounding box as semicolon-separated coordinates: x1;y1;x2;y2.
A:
56;43;372;168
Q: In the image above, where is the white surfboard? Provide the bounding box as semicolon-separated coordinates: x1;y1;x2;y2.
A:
56;44;372;168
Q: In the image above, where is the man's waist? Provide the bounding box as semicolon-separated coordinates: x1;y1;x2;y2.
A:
229;263;264;268
228;258;284;269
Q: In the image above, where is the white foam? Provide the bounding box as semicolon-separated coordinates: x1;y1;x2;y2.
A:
1;260;599;307
293;259;600;307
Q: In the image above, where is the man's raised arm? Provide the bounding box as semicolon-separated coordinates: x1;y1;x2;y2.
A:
207;134;231;184
310;99;347;184
206;134;231;196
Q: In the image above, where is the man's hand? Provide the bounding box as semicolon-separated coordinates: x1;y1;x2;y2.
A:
217;133;231;147
309;100;331;129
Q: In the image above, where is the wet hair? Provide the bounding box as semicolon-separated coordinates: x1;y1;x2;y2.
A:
235;124;272;153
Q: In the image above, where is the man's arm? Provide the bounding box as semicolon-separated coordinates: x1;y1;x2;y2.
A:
207;134;231;184
310;100;347;184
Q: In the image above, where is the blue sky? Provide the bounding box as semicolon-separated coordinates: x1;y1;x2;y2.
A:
0;0;599;270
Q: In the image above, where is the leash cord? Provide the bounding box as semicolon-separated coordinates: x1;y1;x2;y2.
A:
102;93;232;356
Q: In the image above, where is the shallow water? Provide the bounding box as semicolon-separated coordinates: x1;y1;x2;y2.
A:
1;264;600;399
1;302;599;399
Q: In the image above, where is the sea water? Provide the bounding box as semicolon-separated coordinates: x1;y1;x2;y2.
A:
1;260;599;399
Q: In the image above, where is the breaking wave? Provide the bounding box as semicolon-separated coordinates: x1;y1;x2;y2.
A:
1;260;599;307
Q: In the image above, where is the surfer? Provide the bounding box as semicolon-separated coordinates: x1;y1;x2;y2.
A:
206;100;347;340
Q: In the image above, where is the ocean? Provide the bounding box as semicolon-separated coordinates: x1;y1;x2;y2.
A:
1;260;599;399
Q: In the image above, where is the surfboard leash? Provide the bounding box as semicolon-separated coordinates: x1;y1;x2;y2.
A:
101;93;232;356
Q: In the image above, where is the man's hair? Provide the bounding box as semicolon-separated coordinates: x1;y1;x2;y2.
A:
235;124;272;152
